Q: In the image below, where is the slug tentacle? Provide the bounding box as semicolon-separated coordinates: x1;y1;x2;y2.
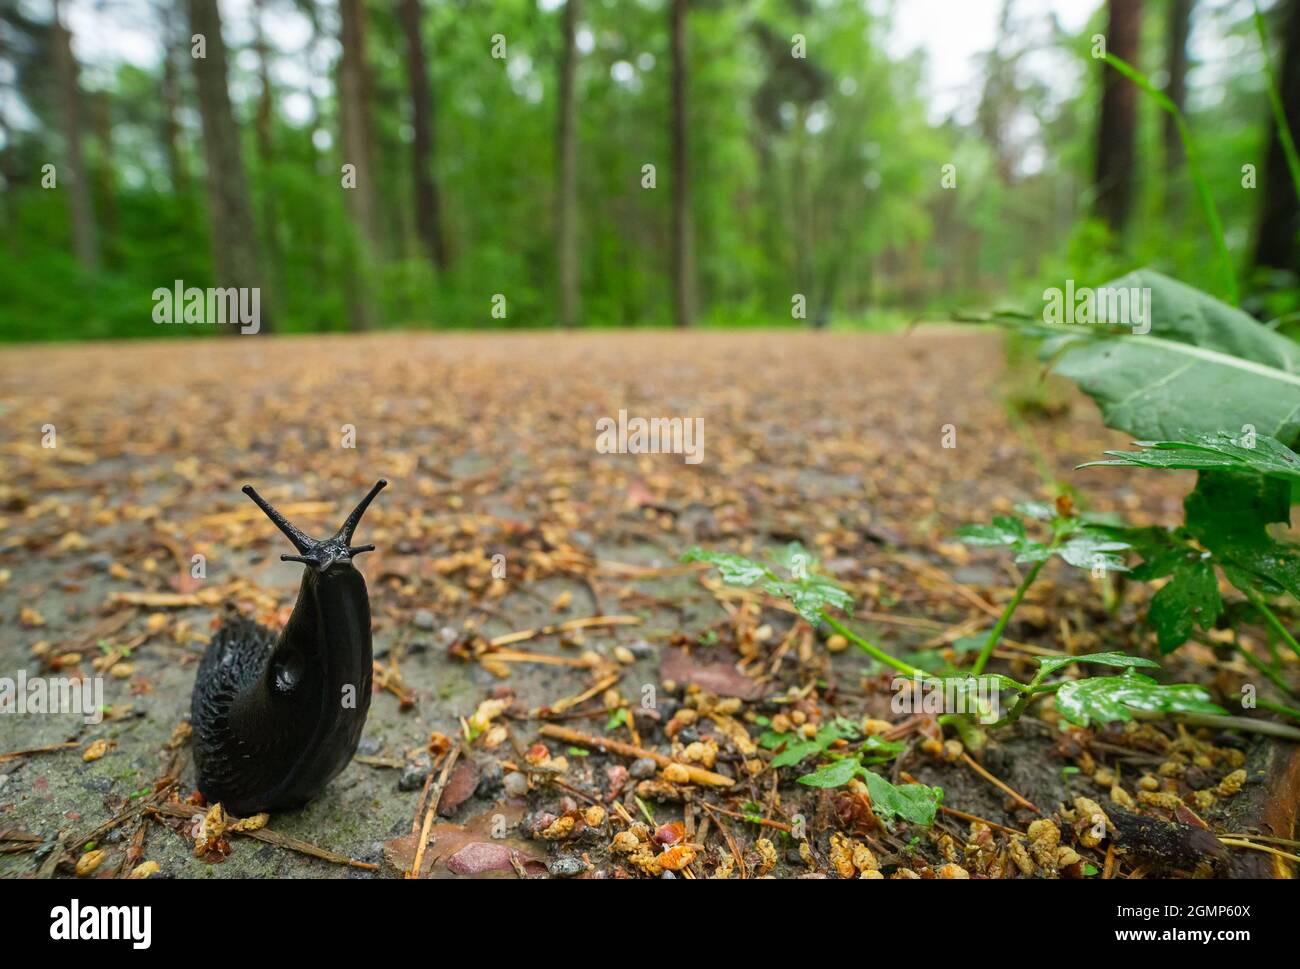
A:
190;479;386;815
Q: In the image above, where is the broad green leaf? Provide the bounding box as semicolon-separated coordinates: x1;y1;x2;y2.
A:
1036;650;1161;679
1147;555;1223;653
1185;472;1300;598
863;771;942;826
796;758;862;788
1055;671;1225;727
1048;271;1300;445
1081;432;1300;483
681;547;771;586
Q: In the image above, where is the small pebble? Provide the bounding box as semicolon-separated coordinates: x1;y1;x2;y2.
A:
398;755;432;792
503;771;530;797
547;855;587;878
629;758;657;779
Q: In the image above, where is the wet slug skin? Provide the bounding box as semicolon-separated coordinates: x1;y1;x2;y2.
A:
190;480;386;815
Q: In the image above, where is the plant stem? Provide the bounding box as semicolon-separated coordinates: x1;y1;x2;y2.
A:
1102;52;1237;304
972;559;1046;676
1257;696;1300;723
1132;709;1300;742
1244;588;1300;662
823;614;919;677
1255;2;1300;200
1230;638;1296;697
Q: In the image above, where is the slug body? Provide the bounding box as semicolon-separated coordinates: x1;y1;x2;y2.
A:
191;479;386;815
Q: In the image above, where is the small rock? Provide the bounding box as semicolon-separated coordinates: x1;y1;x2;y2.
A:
605;765;629;793
446;842;514;876
398;755;432;792
629;758;657;779
476;760;504;798
547;855;587;878
413;609;437;631
503;771;529;797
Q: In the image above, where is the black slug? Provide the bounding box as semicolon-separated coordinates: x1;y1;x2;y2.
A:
190;479;387;815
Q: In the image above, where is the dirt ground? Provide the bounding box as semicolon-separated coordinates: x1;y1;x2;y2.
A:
0;329;1290;879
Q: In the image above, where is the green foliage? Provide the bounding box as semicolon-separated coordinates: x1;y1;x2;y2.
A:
794;759;942;827
957;508;1129;574
682;543;852;625
1082;433;1300;483
1046;271;1300;445
1054;670;1225;727
1087;432;1300;652
1033;651;1161;678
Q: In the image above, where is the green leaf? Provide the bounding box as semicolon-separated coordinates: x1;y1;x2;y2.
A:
1185;471;1300;598
684;544;854;624
796;757;862;788
863;771;943;826
1014;501;1057;522
921;672;1028;694
1147;555;1223;653
769;720;856;767
1047;271;1300;445
767;576;854;624
1036;651;1161;679
1081;432;1300;483
605;707;629;731
1054;532;1131;573
681;547;771;586
960;515;1129;573
1055;671;1226;727
858;735;906;763
770;740;823;769
957;516;1026;546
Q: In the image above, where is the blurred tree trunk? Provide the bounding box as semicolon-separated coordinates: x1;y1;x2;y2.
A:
338;0;379;329
187;0;268;332
400;0;449;273
252;0;282;304
1164;0;1191;174
669;0;695;328
555;0;580;327
160;19;189;195
339;0;379;248
51;0;99;273
1255;0;1300;277
1094;0;1141;236
91;92;118;256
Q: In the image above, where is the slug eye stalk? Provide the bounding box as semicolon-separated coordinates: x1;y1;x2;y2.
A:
243;479;387;570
